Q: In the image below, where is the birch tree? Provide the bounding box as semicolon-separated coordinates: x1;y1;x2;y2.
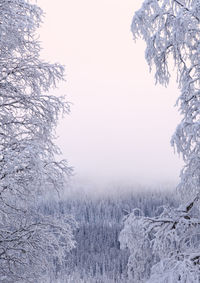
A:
120;0;200;281
0;0;76;282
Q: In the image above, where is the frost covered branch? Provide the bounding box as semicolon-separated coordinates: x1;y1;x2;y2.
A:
0;0;76;282
120;0;200;282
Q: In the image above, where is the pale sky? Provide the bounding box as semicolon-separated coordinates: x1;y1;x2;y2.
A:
39;0;183;189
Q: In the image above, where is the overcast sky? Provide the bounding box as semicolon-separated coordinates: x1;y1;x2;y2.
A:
39;0;183;189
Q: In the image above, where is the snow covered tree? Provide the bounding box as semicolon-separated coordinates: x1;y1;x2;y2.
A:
119;209;153;282
120;0;200;282
131;0;200;199
120;197;200;282
0;0;76;282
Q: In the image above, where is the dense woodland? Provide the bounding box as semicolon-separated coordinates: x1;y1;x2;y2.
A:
39;188;178;282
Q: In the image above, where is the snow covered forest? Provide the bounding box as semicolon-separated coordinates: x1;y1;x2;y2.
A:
2;0;200;282
39;188;177;282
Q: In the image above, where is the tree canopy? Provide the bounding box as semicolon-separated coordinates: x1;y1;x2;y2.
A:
0;1;76;282
120;1;200;282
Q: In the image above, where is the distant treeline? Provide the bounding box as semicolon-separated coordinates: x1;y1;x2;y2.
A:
39;188;178;282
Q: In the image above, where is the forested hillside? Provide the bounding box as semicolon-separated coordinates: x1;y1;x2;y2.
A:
40;188;178;282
